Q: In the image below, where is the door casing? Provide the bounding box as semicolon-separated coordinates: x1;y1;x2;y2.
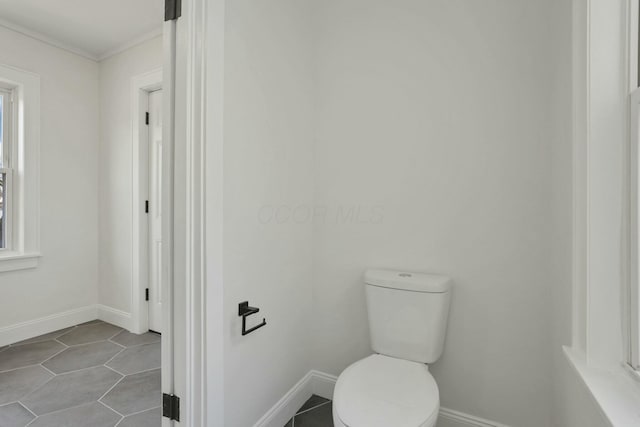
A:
131;69;163;335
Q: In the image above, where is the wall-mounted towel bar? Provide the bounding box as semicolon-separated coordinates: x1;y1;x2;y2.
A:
238;301;267;336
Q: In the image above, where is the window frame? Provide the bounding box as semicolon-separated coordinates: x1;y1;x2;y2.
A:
0;63;40;273
628;86;640;369
0;85;15;252
565;0;640;424
629;0;640;371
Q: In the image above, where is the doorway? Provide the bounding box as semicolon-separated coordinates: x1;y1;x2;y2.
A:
131;69;163;336
147;89;163;333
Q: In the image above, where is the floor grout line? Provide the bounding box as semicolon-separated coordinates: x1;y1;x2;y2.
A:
40;364;56;376
60;337;123;347
21;400;105;420
98;373;126;402
53;338;69;348
108;338;162;349
20;402;38;418
108;340;127;349
39;346;70;365
103;364;126;376
9;327;77;349
100;398;126;418
107;329;126;341
125;340;161;349
295;400;331;416
104;347;127;367
113;366;161;377
0;362;50;374
35;361;117;377
118;405;161;418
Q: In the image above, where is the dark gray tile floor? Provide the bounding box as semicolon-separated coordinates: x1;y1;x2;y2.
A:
0;320;161;427
285;395;333;427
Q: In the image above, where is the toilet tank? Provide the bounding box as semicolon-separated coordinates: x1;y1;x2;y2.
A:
365;269;452;364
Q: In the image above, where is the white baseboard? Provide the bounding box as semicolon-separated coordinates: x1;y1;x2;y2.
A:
0;305;98;347
309;370;337;401
438;408;511;427
0;304;134;347
253;371;314;427
96;304;132;330
255;370;511;427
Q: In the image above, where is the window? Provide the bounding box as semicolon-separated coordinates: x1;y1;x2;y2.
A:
629;0;640;371
0;63;40;272
0;86;14;250
629;88;640;370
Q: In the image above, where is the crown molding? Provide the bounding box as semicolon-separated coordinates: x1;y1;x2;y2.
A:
97;27;163;62
0;19;163;63
0;18;98;61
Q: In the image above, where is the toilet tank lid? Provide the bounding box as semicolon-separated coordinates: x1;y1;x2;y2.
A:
364;269;451;293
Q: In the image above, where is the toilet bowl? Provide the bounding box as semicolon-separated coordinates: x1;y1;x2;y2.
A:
332;269;452;427
332;354;439;427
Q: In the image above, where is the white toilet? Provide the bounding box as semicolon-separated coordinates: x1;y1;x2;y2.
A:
332;269;452;427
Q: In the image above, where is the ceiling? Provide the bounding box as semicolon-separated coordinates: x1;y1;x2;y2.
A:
0;0;164;61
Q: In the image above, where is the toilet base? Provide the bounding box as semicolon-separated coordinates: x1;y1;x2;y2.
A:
332;401;439;427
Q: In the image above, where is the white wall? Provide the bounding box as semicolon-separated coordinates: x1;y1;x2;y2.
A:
0;26;100;329
222;1;315;425
311;1;555;426
216;1;614;426
98;36;163;314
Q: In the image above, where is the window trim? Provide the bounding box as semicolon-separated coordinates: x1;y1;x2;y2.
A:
627;86;640;369
628;0;640;372
0;63;40;272
0;85;14;252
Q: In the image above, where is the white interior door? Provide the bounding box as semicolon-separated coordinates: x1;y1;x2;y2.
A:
148;89;163;333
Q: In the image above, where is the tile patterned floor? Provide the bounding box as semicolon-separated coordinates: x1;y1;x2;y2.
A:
0;320;161;427
285;395;333;427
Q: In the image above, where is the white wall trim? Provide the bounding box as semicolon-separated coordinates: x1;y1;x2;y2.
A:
96;304;132;331
0;19;98;61
204;0;226;424
130;68;163;335
253;371;314;427
0;252;40;272
572;0;630;368
98;28;163;62
254;370;511;427
161;16;178;427
172;0;214;424
0;304;135;347
0;20;163;63
309;370;337;400
571;0;590;355
0;305;98;347
438;408;512;427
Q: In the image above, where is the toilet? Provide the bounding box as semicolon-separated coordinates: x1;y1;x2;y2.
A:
332;269;452;427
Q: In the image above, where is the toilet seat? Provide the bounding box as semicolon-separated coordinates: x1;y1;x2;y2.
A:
333;354;439;427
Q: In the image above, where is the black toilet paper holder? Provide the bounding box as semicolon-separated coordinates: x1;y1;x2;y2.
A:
238;301;267;336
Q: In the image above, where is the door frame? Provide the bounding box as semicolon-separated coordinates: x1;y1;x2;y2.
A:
131;68;163;335
167;0;225;424
168;0;225;424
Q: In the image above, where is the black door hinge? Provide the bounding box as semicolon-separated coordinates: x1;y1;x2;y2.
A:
163;394;180;421
145;200;149;213
165;0;182;21
145;112;149;125
145;288;149;301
